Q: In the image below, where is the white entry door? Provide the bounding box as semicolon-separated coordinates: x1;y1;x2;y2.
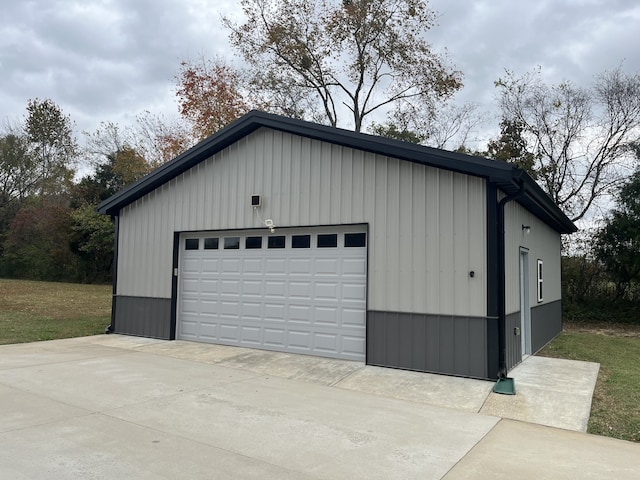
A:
178;226;367;361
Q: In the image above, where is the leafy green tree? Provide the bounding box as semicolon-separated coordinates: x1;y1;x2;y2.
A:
594;170;640;298
368;122;424;144
485;119;538;177
70;204;114;282
0;132;35;200
223;0;462;132
2;200;77;280
0;132;34;258
70;145;150;281
25;98;78;197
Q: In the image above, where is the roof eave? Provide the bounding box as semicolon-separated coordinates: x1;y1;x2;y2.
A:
97;110;577;235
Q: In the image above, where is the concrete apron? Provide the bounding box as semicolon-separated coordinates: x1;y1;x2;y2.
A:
71;334;599;431
1;335;634;480
480;355;600;432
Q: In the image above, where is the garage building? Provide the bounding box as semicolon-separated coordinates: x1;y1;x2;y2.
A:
98;111;576;380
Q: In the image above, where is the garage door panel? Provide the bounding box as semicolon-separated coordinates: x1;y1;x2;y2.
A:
288;330;312;350
289;281;311;299
264;303;286;319
219;323;241;340
313;333;339;353
182;258;201;273
220;301;240;316
265;281;286;297
199;299;219;314
198;322;219;339
242;258;262;273
201;259;219;272
342;258;366;275
242;280;262;296
314;282;338;300
240;326;261;344
178;227;367;361
264;328;285;346
288;304;311;323
342;307;366;326
182;278;200;294
221;279;242;294
222;258;241;272
315;258;339;275
290;258;312;274
314;306;338;325
242;302;262;318
342;283;366;301
199;279;219;294
266;258;287;274
341;336;366;358
180;320;199;337
180;298;199;314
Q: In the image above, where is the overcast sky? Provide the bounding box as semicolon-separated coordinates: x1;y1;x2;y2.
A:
1;0;639;147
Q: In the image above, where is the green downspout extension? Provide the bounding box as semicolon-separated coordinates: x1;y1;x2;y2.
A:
494;175;526;394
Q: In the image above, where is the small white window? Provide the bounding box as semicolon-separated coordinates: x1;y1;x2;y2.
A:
537;259;543;303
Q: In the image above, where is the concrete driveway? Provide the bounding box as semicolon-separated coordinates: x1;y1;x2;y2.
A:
0;335;638;479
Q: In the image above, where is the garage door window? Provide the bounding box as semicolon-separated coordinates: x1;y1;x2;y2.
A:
292;235;311;248
345;232;366;247
224;237;240;249
317;233;337;248
204;238;219;249
246;236;263;249
268;236;286;248
185;238;199;250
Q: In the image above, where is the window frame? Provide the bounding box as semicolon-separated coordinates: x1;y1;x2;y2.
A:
537;259;544;303
185;238;199;250
291;234;311;249
267;235;286;249
224;237;240;250
203;237;219;250
317;233;338;248
245;236;263;249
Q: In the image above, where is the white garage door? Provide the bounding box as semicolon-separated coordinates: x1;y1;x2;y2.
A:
178;226;367;361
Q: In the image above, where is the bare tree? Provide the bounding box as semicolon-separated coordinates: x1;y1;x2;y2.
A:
367;99;488;150
495;66;640;222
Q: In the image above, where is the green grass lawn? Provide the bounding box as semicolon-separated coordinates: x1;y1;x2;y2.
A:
0;278;112;345
538;323;640;443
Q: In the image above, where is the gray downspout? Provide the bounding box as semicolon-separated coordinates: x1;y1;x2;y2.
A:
496;176;526;378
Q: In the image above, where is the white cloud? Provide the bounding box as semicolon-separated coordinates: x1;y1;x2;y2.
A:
0;0;637;143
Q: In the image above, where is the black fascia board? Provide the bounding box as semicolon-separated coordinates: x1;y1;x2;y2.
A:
97;110;577;234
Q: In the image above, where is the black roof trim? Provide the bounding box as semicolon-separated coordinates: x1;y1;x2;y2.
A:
97;110;577;233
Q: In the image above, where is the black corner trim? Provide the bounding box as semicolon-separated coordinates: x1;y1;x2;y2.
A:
485;182;499;378
169;232;180;340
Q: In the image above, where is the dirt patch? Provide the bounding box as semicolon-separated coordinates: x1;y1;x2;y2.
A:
563;321;640;338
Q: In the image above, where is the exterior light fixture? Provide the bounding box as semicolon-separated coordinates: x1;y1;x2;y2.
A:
522;224;531;235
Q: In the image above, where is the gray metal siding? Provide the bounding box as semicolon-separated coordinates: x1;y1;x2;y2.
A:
116;127;487;318
503;198;562;370
504;200;562;314
531;300;563;353
113;296;172;339
367;311;489;379
504;311;522;371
